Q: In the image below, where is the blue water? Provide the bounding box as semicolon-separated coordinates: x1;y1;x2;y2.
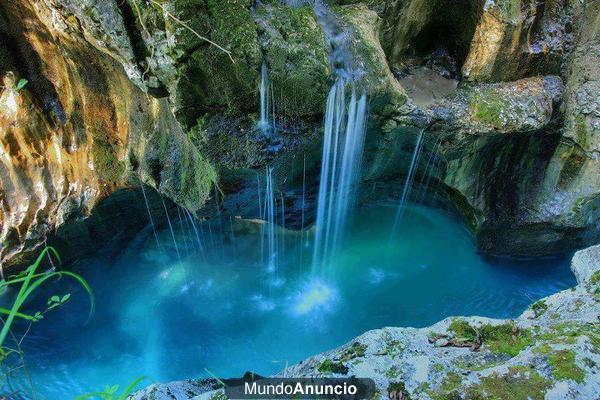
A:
4;203;575;399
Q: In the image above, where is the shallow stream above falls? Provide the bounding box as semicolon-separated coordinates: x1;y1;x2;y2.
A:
4;202;575;399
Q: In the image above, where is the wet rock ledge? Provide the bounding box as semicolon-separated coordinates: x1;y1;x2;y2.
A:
131;244;600;400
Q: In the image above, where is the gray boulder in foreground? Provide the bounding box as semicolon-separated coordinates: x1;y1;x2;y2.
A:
130;245;600;400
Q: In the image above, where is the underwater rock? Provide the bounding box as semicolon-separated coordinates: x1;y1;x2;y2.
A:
130;247;600;400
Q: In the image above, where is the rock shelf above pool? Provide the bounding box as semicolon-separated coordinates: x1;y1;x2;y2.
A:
131;244;600;400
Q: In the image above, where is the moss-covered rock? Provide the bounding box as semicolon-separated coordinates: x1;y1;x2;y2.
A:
171;0;261;126
255;2;331;120
332;4;409;114
464;366;551;400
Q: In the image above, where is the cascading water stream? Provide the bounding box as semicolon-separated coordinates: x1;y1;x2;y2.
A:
391;128;426;236
311;0;368;273
259;62;275;139
264;167;277;271
140;183;161;249
161;198;181;261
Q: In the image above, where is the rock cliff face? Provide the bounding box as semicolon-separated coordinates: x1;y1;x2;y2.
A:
130;244;600;400
346;0;600;256
0;0;599;267
0;0;216;270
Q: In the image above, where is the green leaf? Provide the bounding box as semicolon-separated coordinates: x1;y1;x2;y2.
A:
50;295;60;303
0;307;38;321
61;293;71;303
117;376;146;400
15;78;28;91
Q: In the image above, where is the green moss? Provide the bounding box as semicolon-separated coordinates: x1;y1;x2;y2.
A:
92;139;125;183
575;114;589;149
464;366;550;400
209;391;228;400
317;359;348;374
385;338;405;358
428;371;463;400
448;320;478;341
191;116;263;170
333;4;408;111
531;300;548;318
385;365;401;379
589;270;600;286
548;349;585;383
173;0;261;125
535;322;599;350
340;342;367;361
256;3;330;119
471;93;510;128
448;320;533;357
558;147;587;188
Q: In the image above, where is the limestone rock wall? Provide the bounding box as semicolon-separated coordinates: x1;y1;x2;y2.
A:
0;0;216;269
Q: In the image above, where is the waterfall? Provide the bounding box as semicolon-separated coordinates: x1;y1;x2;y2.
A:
391;128;426;235
259;62;275;139
263;167;278;271
161;198;181;261
312;80;367;272
310;0;368;273
140;183;161;249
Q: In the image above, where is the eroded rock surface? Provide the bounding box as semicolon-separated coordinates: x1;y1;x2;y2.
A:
0;0;216;269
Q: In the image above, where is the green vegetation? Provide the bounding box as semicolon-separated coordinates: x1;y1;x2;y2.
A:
317;359;349;374
535;322;599;350
340;341;367;361
471;93;510;128
92;139;126;183
383;337;405;358
385;365;400;379
465;366;550;400
533;334;587;383
531;300;548;318
75;376;146;400
497;0;522;20
448;320;533;357
210;391;228;400
14;78;28;93
256;2;330;119
589;270;600;286
548;349;585;383
0;247;94;398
